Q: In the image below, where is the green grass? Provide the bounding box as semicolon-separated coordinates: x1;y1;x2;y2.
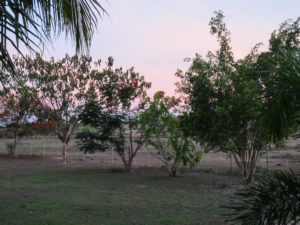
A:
0;169;233;225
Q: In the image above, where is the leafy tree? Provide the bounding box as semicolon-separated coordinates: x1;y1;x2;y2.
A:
76;57;152;171
25;54;95;163
176;11;268;184
139;91;202;176
223;19;300;225
0;0;106;71
0;88;39;157
225;170;300;225
76;101;124;155
257;18;300;142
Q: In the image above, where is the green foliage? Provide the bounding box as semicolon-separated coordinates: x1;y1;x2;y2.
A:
27;54;94;128
0;87;38;128
0;87;39;156
225;170;300;225
176;11;267;183
257;18;300;142
14;54;98;161
139;92;202;176
76;101;124;153
90;56;151;110
76;58;152;170
5;142;14;155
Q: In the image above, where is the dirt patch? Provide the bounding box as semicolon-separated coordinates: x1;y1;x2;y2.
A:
0;156;66;177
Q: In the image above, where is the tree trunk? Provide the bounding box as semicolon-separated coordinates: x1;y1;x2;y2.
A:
168;168;177;177
120;152;132;172
241;165;256;184
233;151;259;185
124;161;132;172
61;141;69;163
13;131;18;157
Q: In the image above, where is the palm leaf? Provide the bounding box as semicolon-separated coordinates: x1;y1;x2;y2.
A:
263;48;300;142
225;170;300;225
0;0;106;72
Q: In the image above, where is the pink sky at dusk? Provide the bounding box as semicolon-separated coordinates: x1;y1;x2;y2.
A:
10;0;300;97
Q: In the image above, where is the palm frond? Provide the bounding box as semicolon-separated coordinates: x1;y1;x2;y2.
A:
263;48;300;142
0;0;106;72
225;170;300;225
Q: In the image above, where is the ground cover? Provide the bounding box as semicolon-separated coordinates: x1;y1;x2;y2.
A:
0;157;239;225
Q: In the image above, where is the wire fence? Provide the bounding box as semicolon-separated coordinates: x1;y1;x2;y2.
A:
0;137;166;167
0;137;299;172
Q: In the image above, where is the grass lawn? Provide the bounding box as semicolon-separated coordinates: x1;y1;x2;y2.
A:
0;168;236;225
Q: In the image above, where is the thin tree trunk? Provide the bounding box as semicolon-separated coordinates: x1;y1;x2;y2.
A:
124;161;132;172
129;118;133;160
120;151;132;172
13;130;18;157
233;150;259;185
242;163;257;184
168;168;177;177
62;141;69;164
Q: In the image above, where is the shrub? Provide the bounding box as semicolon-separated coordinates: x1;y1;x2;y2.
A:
225;170;300;225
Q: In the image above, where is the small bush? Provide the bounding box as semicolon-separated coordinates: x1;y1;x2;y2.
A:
225;170;300;225
6;142;14;155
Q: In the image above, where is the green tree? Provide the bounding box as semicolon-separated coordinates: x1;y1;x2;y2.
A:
0;87;39;157
139;91;202;176
25;54;95;163
221;17;300;225
0;0;106;71
76;57;152;171
257;18;300;142
176;11;268;184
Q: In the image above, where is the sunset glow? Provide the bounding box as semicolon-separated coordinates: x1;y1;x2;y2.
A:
12;0;300;96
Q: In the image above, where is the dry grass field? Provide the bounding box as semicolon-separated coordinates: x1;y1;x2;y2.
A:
1;136;299;173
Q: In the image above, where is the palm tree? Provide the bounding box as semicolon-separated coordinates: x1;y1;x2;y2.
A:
225;170;300;225
0;0;106;71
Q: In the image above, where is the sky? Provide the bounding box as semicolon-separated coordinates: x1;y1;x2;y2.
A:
25;0;300;96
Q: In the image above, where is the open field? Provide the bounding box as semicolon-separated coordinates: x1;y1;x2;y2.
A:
0;156;240;225
0;137;299;225
0;137;299;173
